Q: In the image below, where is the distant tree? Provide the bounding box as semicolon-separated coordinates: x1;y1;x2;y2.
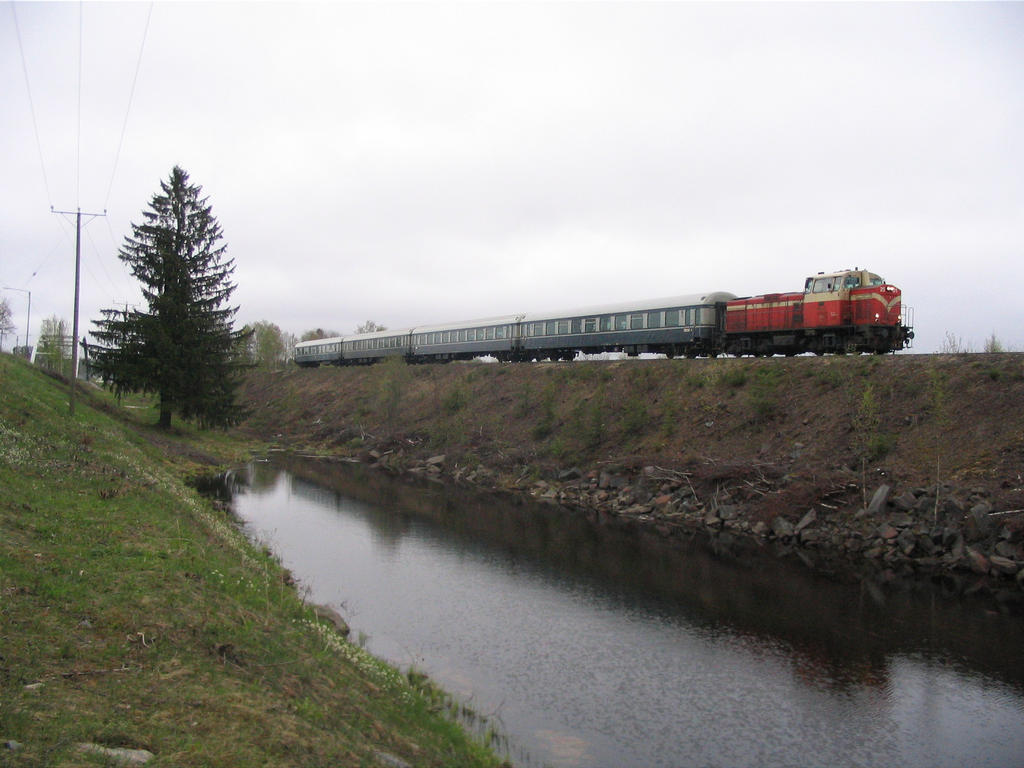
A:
940;332;970;354
245;320;288;368
0;297;14;351
282;330;297;362
983;332;1004;353
37;315;71;375
355;320;387;334
91;166;251;429
300;328;340;341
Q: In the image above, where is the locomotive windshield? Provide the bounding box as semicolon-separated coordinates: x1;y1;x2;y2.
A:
804;270;887;294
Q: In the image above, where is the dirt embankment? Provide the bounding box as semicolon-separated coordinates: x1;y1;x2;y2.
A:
236;353;1024;602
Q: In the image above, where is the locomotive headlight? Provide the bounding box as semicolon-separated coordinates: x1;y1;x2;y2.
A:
874;312;880;321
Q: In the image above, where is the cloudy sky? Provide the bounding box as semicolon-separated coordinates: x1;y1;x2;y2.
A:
2;1;1022;354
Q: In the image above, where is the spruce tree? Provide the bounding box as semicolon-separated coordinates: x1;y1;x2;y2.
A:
92;166;250;429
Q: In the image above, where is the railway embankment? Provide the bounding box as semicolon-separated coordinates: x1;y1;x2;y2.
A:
238;353;1024;608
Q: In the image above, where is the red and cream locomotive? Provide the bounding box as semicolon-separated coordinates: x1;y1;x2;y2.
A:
724;268;912;356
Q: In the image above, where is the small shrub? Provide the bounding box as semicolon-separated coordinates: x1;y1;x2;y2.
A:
621;394;649;436
531;383;558;440
442;385;468;414
747;368;782;420
721;367;748;388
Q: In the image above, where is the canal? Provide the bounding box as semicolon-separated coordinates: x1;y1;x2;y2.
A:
223;455;1024;768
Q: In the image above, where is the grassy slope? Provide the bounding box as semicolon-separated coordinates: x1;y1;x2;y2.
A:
0;354;502;768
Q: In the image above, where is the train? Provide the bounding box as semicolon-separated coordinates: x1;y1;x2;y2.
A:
293;267;914;367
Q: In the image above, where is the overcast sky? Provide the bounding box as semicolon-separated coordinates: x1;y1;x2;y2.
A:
2;1;1022;355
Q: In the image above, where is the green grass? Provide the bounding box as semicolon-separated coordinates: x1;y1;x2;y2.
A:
0;355;503;767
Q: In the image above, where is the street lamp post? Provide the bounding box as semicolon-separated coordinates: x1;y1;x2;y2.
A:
2;286;31;357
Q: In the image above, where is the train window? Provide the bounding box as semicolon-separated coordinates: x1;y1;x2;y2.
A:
571;318;581;334
600;316;612;332
844;275;860;289
496;325;505;339
485;326;494;340
630;314;644;330
812;277;836;293
467;329;475;341
647;312;662;328
615;315;628;331
557;320;569;334
546;321;557;335
665;309;680;327
698;308;714;325
584;318;597;333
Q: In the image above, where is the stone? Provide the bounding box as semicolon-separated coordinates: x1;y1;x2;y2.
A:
771;516;795;539
892;491;919;511
799;528;821;544
375;751;413;768
867;484;891;516
76;743;154;765
558;467;583;481
965;547;990;575
942;497;966;518
424;454;446;466
896;529;917;556
795;509;817;533
876;524;900;541
599;471;628;490
717;504;740;521
995;541;1021;559
969;502;994;536
889;512;914;528
311;603;350;636
989;555;1019;576
752;521;769;537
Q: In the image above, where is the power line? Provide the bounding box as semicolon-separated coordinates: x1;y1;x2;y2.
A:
10;2;54;208
76;1;83;209
103;2;154;212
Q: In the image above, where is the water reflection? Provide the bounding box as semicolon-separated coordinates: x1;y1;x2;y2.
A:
224;455;1024;768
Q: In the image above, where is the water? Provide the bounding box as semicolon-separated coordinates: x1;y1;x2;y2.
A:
224;455;1024;768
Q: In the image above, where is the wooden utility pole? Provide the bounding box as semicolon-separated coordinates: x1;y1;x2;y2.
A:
52;207;105;416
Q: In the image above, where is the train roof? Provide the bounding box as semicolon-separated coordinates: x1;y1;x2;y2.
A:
294;335;345;350
409;314;524;335
297;291;738;347
520;291;737;323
